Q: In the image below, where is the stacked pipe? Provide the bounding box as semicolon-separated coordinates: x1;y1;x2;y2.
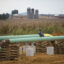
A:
0;34;64;42
0;34;40;41
0;34;64;54
9;36;64;43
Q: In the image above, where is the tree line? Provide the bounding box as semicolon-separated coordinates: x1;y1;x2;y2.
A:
0;13;9;20
0;9;18;20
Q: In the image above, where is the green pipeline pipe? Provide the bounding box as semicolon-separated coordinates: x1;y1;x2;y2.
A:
0;34;39;41
9;36;64;43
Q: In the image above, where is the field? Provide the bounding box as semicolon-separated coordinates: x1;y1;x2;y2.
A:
0;16;64;35
0;16;64;64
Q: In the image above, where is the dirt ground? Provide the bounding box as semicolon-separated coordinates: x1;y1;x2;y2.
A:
0;53;64;64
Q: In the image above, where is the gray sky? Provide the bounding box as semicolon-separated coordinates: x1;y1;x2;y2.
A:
0;0;64;14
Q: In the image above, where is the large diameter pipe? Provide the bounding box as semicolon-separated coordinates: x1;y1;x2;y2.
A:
0;34;39;41
9;36;64;43
0;34;52;41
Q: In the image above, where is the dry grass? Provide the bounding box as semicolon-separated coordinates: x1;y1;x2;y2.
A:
0;53;64;64
0;16;64;35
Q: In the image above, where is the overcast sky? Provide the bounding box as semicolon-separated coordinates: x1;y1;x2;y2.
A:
0;0;64;14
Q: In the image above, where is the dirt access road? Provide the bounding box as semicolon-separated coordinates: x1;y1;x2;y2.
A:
0;53;64;64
